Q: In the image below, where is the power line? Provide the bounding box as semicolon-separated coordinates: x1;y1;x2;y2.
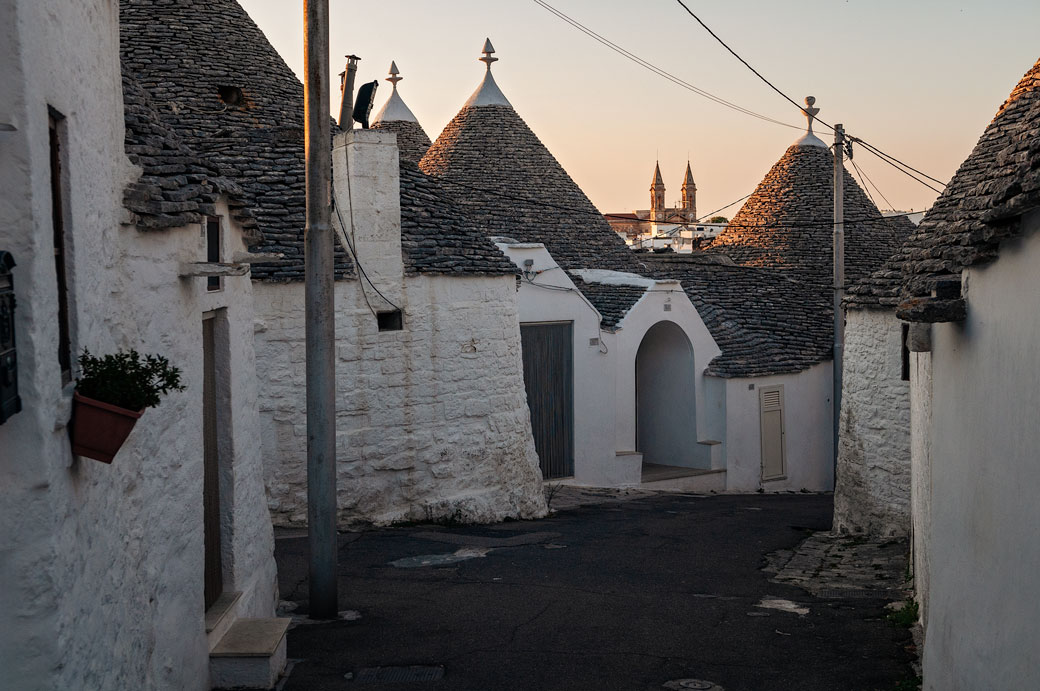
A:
849;158;879;209
424;172;925;230
850;139;944;194
531;0;804;131
850;157;896;211
670;0;947;193
671;0;817;126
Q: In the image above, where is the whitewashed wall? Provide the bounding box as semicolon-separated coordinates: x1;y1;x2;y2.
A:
909;349;932;628
722;362;834;492
921;212;1040;691
497;243;622;485
833;308;911;536
254;275;547;527
0;4;277;687
612;284;723;470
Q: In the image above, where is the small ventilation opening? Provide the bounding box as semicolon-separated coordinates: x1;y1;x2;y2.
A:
377;310;403;332
217;85;244;106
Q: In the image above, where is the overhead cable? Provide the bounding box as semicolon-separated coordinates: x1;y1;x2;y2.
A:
531;0;803;131
671;0;946;193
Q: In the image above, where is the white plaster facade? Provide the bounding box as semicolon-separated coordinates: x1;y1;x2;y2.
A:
917;212;1040;690
496;242;727;487
719;363;835;493
833;308;911;536
495;241;836;493
0;3;278;688
255;131;546;527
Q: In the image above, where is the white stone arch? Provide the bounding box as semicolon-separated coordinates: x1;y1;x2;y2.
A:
635;319;707;468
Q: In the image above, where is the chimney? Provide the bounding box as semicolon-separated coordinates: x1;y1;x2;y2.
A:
332;129;403;305
338;55;360;128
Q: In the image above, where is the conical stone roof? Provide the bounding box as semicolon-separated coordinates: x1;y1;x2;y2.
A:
371;62;432;163
120;0;346;280
896;58;1040;321
709;105;910;289
121;0;510;281
419;43;639;272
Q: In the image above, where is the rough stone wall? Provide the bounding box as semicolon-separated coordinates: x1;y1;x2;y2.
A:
254;275;547;527
909;349;932;629
833;308;911;537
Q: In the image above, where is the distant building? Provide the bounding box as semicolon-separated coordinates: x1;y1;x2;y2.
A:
606;163;722;252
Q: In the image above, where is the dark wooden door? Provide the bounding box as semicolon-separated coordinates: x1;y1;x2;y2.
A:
202;317;223;610
520;322;574;479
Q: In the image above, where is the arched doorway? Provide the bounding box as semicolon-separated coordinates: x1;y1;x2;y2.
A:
635;320;702;470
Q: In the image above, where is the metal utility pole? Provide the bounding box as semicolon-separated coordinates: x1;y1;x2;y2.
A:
832;123;846;481
303;0;337;620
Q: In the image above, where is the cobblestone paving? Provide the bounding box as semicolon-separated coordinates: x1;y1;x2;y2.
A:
765;531;911;600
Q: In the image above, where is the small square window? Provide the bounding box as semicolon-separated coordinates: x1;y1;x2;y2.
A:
377;310;403;332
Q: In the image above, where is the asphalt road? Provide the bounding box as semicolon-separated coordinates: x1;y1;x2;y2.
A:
275;492;915;691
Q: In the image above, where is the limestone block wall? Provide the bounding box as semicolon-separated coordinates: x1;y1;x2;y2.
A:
833;307;911;537
254;274;547;527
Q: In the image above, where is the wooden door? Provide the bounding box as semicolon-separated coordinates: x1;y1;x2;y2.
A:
759;385;786;480
202;316;223;610
520;322;574;479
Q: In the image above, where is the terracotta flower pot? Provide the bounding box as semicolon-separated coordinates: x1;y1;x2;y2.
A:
71;391;144;463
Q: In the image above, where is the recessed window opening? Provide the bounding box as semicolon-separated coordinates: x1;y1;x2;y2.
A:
901;323;910;381
206;217;222;292
377;310;403;332
217;85;244;107
49;108;73;385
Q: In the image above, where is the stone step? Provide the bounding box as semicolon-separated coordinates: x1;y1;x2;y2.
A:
205;591;242;651
639;467;727;492
210;618;291;690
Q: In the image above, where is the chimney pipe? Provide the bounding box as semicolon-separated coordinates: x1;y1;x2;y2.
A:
338;55;360;128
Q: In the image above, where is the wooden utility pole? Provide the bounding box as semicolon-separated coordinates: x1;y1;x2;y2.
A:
303;0;337;620
832;123;846;480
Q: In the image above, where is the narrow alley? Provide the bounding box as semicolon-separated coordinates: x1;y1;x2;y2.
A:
275;491;916;690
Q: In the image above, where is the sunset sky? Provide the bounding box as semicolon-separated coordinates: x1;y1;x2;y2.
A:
239;0;1038;218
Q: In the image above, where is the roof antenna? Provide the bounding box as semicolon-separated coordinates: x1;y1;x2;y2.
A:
480;38;498;71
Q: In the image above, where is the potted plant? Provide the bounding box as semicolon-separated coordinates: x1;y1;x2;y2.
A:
71;349;185;463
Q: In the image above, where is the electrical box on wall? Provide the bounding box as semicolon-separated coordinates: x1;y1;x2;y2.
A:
0;252;22;424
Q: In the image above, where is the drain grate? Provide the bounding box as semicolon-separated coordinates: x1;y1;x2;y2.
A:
354;666;444;683
663;680;723;690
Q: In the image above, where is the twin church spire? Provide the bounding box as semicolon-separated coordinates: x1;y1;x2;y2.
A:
650;161;697;221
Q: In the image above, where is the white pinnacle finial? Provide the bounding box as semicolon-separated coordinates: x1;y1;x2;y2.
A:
802;96;820;136
387;61;402;90
480;38;498;71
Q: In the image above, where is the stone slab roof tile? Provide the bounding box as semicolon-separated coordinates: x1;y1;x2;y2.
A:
120;0;511;281
121;69;259;241
708;144;911;290
568;276;647;330
419;104;642;273
399;162;517;276
372;120;432;164
645;256;832;378
896;58;1040;321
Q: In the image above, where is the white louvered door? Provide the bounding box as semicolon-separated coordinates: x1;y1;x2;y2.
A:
759;385;786;480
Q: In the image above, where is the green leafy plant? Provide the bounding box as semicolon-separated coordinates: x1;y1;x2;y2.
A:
76;349;185;411
707;215;729;224
886;599;920;628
